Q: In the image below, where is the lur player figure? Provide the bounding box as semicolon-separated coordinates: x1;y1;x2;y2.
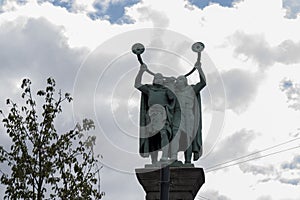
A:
134;64;175;164
170;62;206;166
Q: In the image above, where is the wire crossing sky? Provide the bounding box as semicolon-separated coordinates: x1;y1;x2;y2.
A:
205;136;300;171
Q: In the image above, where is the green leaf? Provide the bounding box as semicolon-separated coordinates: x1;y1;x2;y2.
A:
37;90;46;96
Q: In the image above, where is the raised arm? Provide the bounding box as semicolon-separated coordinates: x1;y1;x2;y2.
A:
197;62;206;83
134;64;148;88
193;62;207;93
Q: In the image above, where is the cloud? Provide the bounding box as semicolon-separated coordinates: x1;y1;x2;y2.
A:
239;163;275;176
230;31;300;69
201;68;264;114
100;167;144;200
0;17;88;91
280;78;300;111
0;0;25;12
257;196;273;200
283;0;300;19
281;154;300;170
200;129;257;170
200;190;231;200
68;0;96;13
35;0;97;15
278;177;300;185
135;6;170;28
220;69;262;113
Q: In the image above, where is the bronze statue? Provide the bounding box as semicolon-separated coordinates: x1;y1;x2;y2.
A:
133;42;206;166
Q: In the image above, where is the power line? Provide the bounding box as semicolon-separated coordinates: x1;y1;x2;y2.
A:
204;136;300;171
196;137;300;200
198;195;210;200
206;144;300;173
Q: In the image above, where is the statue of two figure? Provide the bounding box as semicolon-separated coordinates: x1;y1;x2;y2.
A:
134;62;206;166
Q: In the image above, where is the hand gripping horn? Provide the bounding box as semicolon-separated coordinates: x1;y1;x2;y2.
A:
184;42;205;77
131;43;155;76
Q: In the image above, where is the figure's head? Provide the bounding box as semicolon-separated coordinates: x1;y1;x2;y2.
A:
164;77;176;85
176;75;187;88
153;73;164;85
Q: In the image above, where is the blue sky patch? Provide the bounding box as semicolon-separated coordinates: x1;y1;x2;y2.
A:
37;0;74;11
0;0;4;12
15;0;28;5
283;0;300;19
189;0;239;9
281;79;293;89
89;0;139;24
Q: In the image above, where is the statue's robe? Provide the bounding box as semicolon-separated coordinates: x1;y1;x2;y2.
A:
137;84;175;157
172;79;206;160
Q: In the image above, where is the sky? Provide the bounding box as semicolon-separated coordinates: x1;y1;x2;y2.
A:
1;0;300;199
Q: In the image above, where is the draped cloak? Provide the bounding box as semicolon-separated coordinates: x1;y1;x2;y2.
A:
172;80;206;160
137;84;175;158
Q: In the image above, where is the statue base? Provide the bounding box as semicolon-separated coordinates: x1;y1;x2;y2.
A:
135;167;205;200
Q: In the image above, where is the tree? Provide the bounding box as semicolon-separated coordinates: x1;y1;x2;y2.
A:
0;78;104;199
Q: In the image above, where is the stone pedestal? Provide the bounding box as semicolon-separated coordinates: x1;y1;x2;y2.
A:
136;167;205;200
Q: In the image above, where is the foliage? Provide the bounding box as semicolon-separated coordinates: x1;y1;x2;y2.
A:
0;78;104;199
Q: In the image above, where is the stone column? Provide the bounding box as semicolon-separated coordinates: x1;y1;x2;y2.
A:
136;167;205;200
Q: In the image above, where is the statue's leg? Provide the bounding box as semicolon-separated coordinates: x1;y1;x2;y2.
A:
170;109;181;161
184;144;193;164
150;151;158;164
184;112;194;164
193;145;202;161
170;128;180;161
160;129;169;161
